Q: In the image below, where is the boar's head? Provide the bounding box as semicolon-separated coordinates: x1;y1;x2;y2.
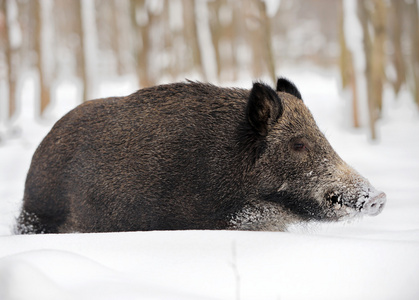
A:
235;79;386;230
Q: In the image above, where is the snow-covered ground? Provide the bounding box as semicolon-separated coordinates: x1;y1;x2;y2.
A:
1;69;419;300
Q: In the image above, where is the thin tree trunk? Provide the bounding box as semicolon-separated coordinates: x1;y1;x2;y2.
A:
131;0;153;87
208;0;222;80
370;0;386;114
185;0;206;80
230;1;239;81
339;3;349;90
2;0;16;119
340;3;359;127
410;0;419;106
349;56;360;128
74;0;89;101
358;0;376;139
34;0;50;116
247;1;263;78
258;0;276;84
391;0;405;95
111;0;123;75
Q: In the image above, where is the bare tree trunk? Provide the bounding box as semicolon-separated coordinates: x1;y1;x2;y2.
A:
111;0;123;75
349;57;360;128
184;0;206;80
339;3;360;127
34;0;50;116
257;0;276;84
130;0;154;87
358;0;375;139
162;0;172;78
391;0;405;95
208;0;239;81
339;3;349;90
1;0;17;119
74;0;88;101
208;0;222;80
358;0;385;140
410;0;419;106
370;0;386;114
246;1;263;78
229;0;240;81
246;0;276;84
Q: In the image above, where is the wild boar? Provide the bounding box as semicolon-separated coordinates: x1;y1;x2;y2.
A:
16;78;386;233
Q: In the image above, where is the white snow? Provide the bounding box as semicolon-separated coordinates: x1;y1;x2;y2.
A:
1;68;419;299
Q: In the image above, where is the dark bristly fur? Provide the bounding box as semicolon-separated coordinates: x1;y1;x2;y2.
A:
276;77;302;100
17;79;385;234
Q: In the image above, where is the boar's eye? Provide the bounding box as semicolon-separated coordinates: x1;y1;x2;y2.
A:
290;137;308;152
290;137;309;153
293;142;306;151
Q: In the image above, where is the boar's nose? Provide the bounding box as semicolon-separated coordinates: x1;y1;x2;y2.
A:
362;192;386;216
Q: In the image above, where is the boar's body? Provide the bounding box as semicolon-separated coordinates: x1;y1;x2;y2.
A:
17;80;386;234
20;83;254;233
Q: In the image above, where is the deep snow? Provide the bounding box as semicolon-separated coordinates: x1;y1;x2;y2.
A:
1;69;419;299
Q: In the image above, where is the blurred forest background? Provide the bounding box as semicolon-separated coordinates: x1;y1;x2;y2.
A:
0;0;418;140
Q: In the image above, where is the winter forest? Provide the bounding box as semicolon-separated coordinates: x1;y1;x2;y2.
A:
1;1;419;300
0;0;418;139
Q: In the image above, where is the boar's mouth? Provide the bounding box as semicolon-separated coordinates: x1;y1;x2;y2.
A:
263;191;327;221
262;190;360;222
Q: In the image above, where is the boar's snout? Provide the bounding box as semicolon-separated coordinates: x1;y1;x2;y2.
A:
361;191;386;216
321;162;387;220
323;183;386;220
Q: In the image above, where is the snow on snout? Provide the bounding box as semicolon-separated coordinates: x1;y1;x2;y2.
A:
361;191;386;216
334;162;386;217
357;187;386;216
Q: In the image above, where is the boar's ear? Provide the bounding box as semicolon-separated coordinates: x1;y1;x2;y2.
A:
247;82;283;137
276;77;302;100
